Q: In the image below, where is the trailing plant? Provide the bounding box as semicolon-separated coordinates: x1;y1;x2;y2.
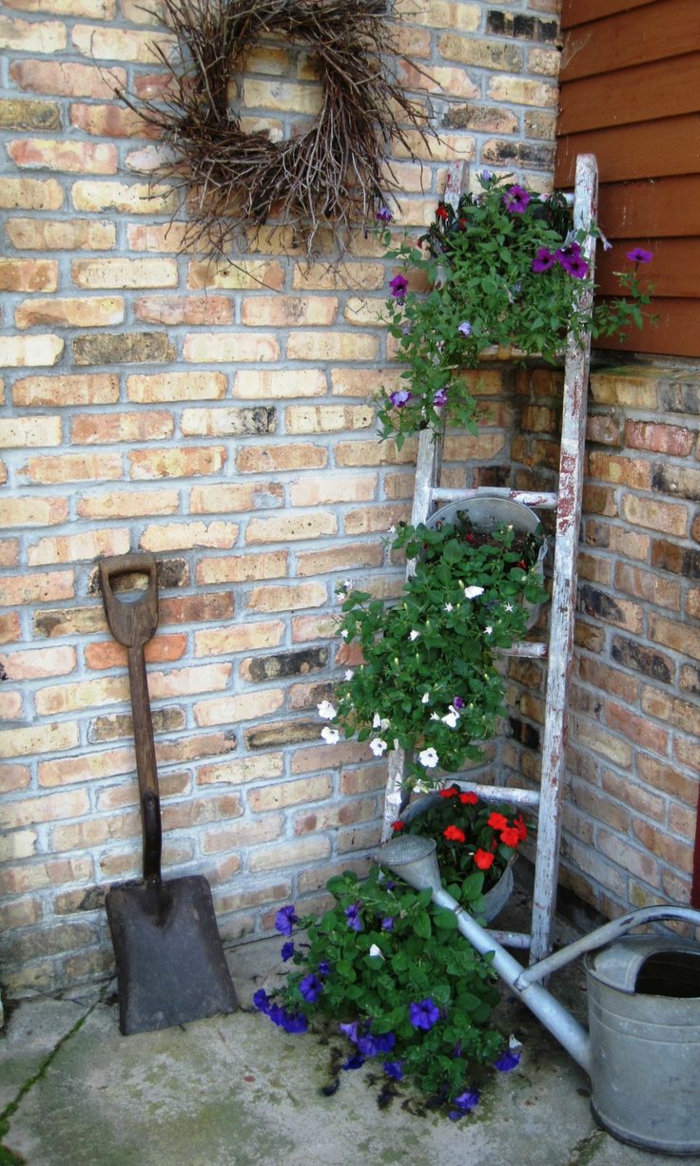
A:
254;865;522;1118
374;171;655;443
317;509;548;791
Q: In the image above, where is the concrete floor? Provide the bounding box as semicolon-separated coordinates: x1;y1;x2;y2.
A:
1;893;699;1166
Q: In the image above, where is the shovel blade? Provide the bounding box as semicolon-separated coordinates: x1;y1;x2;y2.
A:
106;875;238;1036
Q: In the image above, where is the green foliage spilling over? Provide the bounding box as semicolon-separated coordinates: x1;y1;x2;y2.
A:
326;512;548;790
375;172;655;444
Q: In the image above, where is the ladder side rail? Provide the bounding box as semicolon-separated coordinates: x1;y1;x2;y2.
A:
381;426;444;839
529;153;598;964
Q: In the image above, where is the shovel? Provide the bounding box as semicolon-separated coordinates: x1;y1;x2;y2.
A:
100;552;238;1035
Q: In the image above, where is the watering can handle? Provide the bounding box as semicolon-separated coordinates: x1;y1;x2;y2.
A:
517;904;700;989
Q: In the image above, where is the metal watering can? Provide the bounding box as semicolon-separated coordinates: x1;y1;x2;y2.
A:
380;833;700;1156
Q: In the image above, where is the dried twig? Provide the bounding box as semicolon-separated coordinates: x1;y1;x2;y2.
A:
118;0;433;259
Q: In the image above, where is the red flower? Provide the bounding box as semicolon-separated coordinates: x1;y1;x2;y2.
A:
459;792;478;805
500;826;520;848
487;812;508;831
474;849;495;870
514;815;527;841
391;820;405;832
444;825;466;843
439;787;460;798
436;205;449;221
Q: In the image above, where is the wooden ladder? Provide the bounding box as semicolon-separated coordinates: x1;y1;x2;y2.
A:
381;154;599;965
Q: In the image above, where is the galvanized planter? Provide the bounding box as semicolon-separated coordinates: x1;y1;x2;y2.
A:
398;792;515;924
424;494;548;630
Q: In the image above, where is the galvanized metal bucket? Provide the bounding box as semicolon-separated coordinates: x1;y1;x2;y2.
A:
425;495;548;629
585;935;700;1155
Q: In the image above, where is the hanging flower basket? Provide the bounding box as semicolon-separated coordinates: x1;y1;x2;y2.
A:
425;494;548;631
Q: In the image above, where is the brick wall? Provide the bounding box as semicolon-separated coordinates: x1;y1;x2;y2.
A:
5;0;696;999
504;364;700;921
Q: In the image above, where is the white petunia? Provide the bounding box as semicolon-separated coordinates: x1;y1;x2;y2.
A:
368;943;384;959
409;629;420;641
344;669;354;680
464;585;485;600
340;628;349;638
444;602;454;613
369;737;388;756
317;700;337;720
421;692;430;704
321;726;340;744
430;713;440;721
418;747;439;768
485;625;493;635
504;603;514;613
372;713;390;731
441;706;460;729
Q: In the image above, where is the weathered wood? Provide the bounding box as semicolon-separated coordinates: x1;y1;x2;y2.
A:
596;238;700;299
560;0;700;80
558;52;700;135
555;114;700;188
597;176;700;239
593;297;700;357
530;154;597;964
561;0;657;30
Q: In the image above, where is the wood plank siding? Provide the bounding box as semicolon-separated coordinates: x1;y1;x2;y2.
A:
556;0;700;357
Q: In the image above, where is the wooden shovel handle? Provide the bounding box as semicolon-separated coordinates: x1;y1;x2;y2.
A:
100;553;161;881
99;553;159;649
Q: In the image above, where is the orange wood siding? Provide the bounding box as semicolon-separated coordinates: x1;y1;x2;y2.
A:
556;0;700;358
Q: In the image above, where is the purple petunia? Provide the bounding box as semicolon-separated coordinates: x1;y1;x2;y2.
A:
448;1089;480;1120
358;1031;396;1057
339;1019;360;1043
280;941;295;962
384;1060;403;1081
345;901;363;931
299;973;324;1003
253;988;271;1014
275;904;299;937
557;245;589;279
532;247;556;273
389;388;412;408
502;184;531;214
409;998;441;1031
457;320;472;337
389;273;408;301
376;206;393;223
626;247;653;264
433;387;448;407
494;1049;521;1072
318;960;331;977
341;1053;365;1071
452;695;465;709
381;916;394;931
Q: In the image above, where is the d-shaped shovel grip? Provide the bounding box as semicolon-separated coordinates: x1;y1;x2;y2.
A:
99;554;162;882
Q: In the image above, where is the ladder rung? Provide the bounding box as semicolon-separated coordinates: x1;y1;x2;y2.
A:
430;487;558;510
451;781;541;808
498;642;548;658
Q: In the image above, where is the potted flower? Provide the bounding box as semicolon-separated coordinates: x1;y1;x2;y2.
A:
375;171;655;444
392;783;529;919
253;864;522;1119
318;502;548;791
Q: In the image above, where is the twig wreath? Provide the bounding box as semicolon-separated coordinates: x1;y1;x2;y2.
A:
120;0;431;257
